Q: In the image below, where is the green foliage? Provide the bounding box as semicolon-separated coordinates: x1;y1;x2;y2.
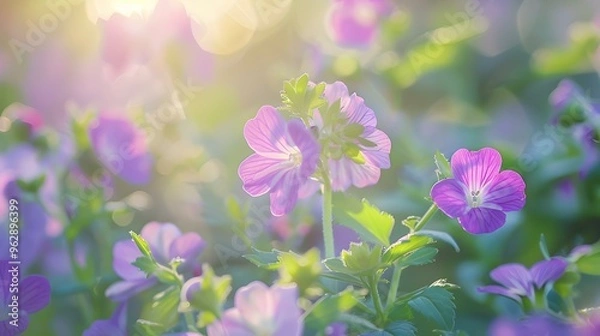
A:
414;230;459;252
395;246;439;269
575;244;600;276
280;73;327;120
130;231;155;261
341;243;384;275
434;151;452;180
16;175;46;194
382;235;433;265
182;264;232;325
138;287;180;334
333;194;395;246
243;247;282;270
362;321;416;336
304;289;358;333
278;248;322;296
407;287;456;331
132;256;159;277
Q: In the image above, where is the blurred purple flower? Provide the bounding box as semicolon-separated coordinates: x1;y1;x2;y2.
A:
0;261;51;336
478;257;568;303
488;314;574;336
106;222;204;301
327;0;393;48
207;282;303;336
550;80;600;177
238;106;320;216
319;81;391;191
569;244;593;260
89;113;153;185
326;322;348;336
431;147;526;234
578;313;600;336
83;303;127;336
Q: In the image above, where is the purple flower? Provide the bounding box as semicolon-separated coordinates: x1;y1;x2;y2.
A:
478;258;568;303
430;147;526;234
489;314;574;336
0;261;51;336
83;303;127;336
207;282;303;336
238;106;320;216
106;222;204;301
326;322;348;336
318;82;391;191
89;113;153;185
577;313;600;336
327;0;393;48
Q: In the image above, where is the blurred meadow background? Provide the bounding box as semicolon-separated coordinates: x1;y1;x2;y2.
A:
0;0;599;335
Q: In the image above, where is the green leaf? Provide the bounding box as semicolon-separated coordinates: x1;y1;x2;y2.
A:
341;243;383;275
304;290;358;332
134;319;164;336
382;235;433;265
243;247;281;270
362;321;416;336
539;234;551;260
278;248;322;295
576;250;600;275
343;123;365;138
16;175;46;194
434;151;452;179
415;230;460;252
408;287;456;331
401;216;420;231
181;264;232;319
142;286;180;331
333;194;395;246
132;256;158;277
396;247;438;269
435;330;469;336
130;231;155;260
320;271;364;287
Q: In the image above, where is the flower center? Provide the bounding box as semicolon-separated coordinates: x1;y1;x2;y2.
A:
289;151;303;166
469;190;482;208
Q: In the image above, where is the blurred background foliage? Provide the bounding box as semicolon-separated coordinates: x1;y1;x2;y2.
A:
0;0;599;334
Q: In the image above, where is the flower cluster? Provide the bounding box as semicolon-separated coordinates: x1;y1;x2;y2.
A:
239;78;391;216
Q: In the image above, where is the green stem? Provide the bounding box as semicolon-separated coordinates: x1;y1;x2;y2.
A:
386;264;402;309
369;276;386;325
322;178;335;259
413;204;438;232
184;312;198;332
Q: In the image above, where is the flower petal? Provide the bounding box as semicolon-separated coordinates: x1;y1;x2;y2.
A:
169;232;205;270
458;207;507;234
323;81;350;104
112;239;144;280
287;119;320;179
477;285;522;303
141;222;182;264
243;106;289;155
270;285;303;336
489;263;533;298
362;127;391;169
207;309;253;336
234;282;275;328
83;318;124;336
20;275;51;313
530;258;568;288
451;148;502;192
431;179;469;218
329;157;380;191
270;177;300;216
483;170;526;211
343;94;377;127
105;278;156;302
238;154;287;196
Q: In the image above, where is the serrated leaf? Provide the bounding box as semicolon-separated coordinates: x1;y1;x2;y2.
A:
434;151;452;179
304;290;358;332
132;256;158;277
320;271;364;287
362;321;416;336
576;250;600;275
382;235;433;265
396;247;438;268
408;287;456;330
242;248;281;270
415;230;460;252
333;194;395;246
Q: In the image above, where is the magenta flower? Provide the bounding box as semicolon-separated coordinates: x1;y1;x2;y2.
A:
0;261;51;336
207;282;303;336
478;258;568;303
319;82;391;191
106;222;204;301
327;0;393;48
89;114;153;185
238;106;320;216
431;147;526;234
